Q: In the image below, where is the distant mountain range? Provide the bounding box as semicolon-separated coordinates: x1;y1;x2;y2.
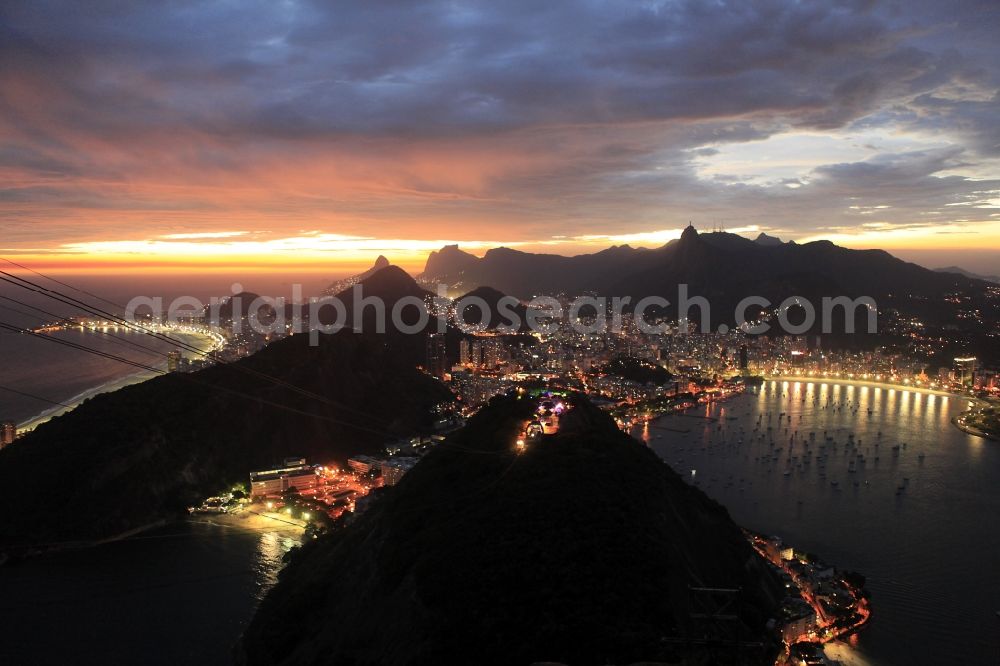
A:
311;229;998;338
934;266;1000;284
418;225;993;327
421;225;987;299
239;394;782;665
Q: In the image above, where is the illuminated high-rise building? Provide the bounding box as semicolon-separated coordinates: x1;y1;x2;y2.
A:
954;357;977;387
425;333;448;378
0;421;15;448
483;338;503;369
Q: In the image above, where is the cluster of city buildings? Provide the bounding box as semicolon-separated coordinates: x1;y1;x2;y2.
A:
234;429;457;525
426;314;995;417
760;346;993;392
236;457;375;523
346;454;420;487
751;534;870;652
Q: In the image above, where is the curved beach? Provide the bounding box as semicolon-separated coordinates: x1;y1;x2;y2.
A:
765;374;957;397
15;330;219;433
766;375;998;442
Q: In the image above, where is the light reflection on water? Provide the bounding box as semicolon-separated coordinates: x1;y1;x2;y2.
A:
637;380;1000;665
253;530;299;601
0;520;302;665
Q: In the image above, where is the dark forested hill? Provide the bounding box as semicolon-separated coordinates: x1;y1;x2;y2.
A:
239;394;782;665
453;285;529;332
0;331;451;551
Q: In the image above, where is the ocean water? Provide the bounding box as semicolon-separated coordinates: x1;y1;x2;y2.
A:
640;380;1000;665
0;272;309;428
0;328;210;427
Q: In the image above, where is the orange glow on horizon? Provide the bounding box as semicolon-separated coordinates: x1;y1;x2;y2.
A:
798;220;1000;251
1;252;428;276
4;221;998;277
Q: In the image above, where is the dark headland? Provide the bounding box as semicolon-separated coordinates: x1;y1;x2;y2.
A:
237;394;784;665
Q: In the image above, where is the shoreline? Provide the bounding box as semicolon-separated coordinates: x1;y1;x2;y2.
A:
764;375;957;397
951;398;1000;442
17;367;163;432
763;375;1000;442
187;508;308;534
15;329;218;433
0;509;306;565
747;531;871;661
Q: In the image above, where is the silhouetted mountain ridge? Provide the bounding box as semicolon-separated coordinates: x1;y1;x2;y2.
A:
935;266;1000;284
454;286;529;331
422;244;480;283
322;255;393;295
419;226;990;326
754;232;784;246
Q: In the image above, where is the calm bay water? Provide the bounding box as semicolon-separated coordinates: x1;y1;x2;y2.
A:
0;377;997;664
0;521;298;666
640;380;1000;665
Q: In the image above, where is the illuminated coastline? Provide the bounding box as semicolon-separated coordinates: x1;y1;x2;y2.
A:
764;375;958;398
16;325;224;432
759;375;1000;443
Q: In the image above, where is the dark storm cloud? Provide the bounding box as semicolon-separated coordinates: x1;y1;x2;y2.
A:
5;0;993;137
1;0;999;245
807;147;1000;216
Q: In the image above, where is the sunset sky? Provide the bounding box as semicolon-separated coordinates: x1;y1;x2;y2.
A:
2;0;999;277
